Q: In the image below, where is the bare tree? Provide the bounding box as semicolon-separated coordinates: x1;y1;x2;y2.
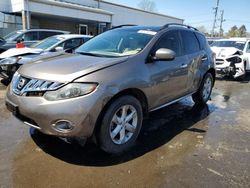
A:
196;26;208;35
137;0;157;12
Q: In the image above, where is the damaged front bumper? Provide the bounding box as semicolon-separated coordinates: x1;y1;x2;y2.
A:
215;56;245;79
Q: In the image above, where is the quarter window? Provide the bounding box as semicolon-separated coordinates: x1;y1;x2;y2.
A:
23;31;39;41
181;31;200;54
195;33;208;50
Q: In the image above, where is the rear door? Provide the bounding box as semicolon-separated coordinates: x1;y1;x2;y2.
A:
148;30;189;109
180;30;205;93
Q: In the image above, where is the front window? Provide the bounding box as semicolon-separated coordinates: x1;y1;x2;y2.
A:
211;40;246;51
76;29;156;57
31;36;62;50
3;31;23;42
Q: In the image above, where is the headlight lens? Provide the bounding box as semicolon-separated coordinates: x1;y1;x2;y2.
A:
44;83;98;101
0;57;18;65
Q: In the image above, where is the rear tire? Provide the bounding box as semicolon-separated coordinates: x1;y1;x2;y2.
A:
192;73;213;105
98;96;143;154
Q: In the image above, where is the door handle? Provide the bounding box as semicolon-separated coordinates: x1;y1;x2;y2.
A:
201;56;208;61
180;64;188;68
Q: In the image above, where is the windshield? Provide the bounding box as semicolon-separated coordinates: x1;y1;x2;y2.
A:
76;29;156;57
3;31;22;41
211;40;246;51
31;36;61;50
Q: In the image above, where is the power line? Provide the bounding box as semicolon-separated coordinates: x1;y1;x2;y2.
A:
226;19;250;24
188;20;213;24
219;10;225;37
212;0;220;37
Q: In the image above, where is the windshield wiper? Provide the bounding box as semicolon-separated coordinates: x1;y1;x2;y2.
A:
76;51;102;57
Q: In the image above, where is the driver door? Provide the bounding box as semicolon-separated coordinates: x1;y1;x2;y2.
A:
148;30;189;109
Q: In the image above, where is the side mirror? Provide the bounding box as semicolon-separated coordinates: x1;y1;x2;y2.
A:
151;48;176;62
55;46;64;52
64;48;74;53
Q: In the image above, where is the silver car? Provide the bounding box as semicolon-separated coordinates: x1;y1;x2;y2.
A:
0;29;69;53
0;34;92;83
5;24;215;153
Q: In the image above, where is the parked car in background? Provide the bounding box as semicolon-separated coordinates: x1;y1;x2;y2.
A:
5;24;215;154
206;37;223;46
0;29;69;53
211;38;250;79
0;34;92;84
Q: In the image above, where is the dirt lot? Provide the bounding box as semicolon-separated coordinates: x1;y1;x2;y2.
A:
0;77;249;188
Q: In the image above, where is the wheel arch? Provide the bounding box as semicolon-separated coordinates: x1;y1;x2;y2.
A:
92;88;148;142
206;68;216;86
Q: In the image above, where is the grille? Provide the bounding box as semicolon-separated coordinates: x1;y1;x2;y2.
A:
216;59;224;65
12;73;65;96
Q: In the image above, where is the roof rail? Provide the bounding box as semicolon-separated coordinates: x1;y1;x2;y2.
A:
111;24;137;30
161;23;198;31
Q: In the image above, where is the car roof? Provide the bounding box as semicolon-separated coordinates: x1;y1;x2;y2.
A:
113;25;204;35
114;26;161;32
18;29;70;34
216;38;250;42
53;34;93;39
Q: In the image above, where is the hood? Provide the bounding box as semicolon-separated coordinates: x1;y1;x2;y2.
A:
211;47;243;58
18;53;128;82
17;51;64;65
0;47;43;59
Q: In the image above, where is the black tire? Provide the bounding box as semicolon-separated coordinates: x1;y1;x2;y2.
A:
192;72;213;105
98;96;143;154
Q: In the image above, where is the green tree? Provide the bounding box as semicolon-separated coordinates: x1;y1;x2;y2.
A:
227;25;238;37
238;25;247;37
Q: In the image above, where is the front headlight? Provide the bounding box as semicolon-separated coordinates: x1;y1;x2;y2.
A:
44;83;98;101
0;57;18;65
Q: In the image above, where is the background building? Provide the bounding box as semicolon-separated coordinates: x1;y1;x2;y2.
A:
0;0;183;37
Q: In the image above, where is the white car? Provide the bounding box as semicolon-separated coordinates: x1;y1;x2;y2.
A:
211;38;250;79
0;34;92;84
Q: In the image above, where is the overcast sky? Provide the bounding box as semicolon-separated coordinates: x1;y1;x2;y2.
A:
105;0;250;33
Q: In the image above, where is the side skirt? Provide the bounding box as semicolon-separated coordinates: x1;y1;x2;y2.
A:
149;92;195;112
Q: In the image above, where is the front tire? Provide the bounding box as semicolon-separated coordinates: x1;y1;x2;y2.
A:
192;73;213;105
98;96;143;154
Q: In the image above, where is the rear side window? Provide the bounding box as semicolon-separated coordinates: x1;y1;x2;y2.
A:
62;38;84;49
39;31;60;40
57;38;84;50
154;31;182;57
195;33;209;50
84;37;91;43
181;31;200;54
23;31;39;41
246;42;250;52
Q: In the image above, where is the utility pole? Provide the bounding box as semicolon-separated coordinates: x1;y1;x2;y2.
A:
212;0;220;37
219;10;226;37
